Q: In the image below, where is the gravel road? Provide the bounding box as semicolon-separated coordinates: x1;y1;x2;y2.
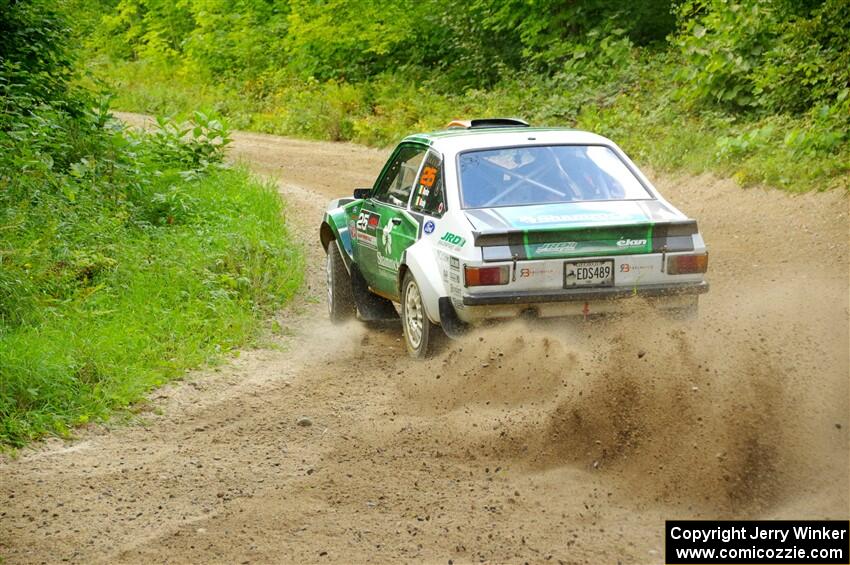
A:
1;115;847;564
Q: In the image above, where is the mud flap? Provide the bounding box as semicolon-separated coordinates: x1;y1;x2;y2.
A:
438;297;469;339
350;265;399;321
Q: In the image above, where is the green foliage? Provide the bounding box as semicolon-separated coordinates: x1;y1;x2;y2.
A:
284;0;417;81
187;1;288;79
3;0;847;447
0;0;302;447
146;111;232;173
753;0;850;114
675;0;777;110
671;0;849;184
80;0;848;192
676;0;850;117
0;0;76;94
98;0;194;60
0;164;302;446
0;104;303;446
474;0;674;71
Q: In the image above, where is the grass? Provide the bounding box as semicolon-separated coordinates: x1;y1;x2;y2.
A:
91;57;849;193
0;167;303;447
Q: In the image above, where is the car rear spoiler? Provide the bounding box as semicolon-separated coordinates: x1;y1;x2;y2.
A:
473;220;699;261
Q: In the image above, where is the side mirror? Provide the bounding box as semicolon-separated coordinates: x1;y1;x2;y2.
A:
353;188;371;200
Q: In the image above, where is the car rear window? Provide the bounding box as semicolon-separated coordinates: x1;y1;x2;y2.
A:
458;145;652;208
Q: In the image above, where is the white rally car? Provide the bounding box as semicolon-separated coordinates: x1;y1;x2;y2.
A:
320;119;709;357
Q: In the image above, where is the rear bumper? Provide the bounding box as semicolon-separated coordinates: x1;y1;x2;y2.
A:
461;281;708;307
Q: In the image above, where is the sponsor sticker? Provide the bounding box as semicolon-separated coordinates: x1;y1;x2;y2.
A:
413;166;438;208
536;241;578;254
620;263;654;273
377;253;400;271
414;187;429;209
356;210;381;232
438;232;466;249
424;220;435;234
520;267;558;278
419;166;437;188
355;210;381;248
617;238;647;248
382;221;394;255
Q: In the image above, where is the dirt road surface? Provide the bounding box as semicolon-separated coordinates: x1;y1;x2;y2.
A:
2;115;848;564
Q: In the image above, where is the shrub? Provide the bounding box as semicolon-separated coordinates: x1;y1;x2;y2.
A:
0;0;302;447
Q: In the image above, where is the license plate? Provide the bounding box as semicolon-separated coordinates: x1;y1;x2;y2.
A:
564;260;614;287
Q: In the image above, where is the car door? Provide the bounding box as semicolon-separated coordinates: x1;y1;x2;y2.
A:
355;143;427;299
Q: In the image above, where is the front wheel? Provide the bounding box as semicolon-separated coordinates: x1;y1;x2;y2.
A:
326;241;355;323
401;271;439;358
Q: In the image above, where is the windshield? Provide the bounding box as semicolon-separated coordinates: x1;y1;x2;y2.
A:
458;145;653;208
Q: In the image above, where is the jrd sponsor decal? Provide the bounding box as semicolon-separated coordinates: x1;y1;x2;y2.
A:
536;242;578;254
439;232;466;248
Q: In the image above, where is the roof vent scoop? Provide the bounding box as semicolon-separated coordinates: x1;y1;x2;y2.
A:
446;118;530;129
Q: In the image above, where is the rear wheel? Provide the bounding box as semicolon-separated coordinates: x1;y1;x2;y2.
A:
326;241;355;323
401;271;438;358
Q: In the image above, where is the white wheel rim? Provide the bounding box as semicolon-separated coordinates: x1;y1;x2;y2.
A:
326;250;333;315
404;280;424;348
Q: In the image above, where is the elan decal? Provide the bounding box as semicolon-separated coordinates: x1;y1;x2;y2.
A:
616;238;647;247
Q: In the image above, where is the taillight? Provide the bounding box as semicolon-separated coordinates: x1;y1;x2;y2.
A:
464;265;510;287
667;253;709;274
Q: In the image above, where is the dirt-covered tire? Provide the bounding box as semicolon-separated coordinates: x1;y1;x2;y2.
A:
326;241;355;323
401;271;439;358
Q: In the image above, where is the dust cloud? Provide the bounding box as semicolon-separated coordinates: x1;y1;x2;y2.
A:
393;281;848;517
